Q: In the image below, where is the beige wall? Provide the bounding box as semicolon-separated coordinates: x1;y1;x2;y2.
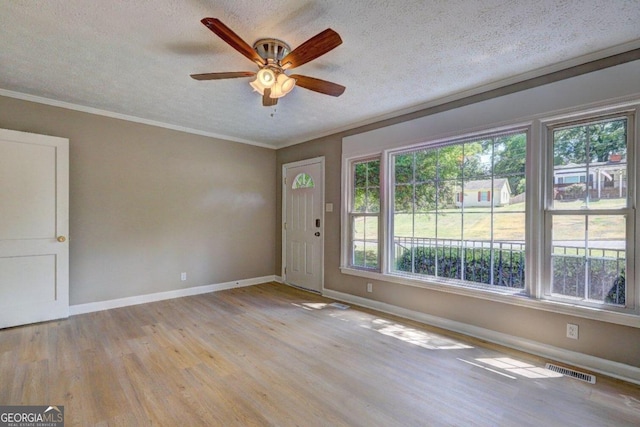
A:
1;95;276;305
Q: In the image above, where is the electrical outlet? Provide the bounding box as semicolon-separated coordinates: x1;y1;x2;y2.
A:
367;282;373;293
567;323;579;340
181;272;187;281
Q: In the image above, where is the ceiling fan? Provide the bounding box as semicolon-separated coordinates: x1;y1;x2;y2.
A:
190;18;345;106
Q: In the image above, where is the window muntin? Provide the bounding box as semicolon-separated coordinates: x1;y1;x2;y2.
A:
391;131;527;290
349;159;380;270
547;115;632;307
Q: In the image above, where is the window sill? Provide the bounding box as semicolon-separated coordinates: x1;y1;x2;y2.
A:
339;267;640;328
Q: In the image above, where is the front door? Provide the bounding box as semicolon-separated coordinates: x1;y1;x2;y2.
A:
0;128;69;329
283;157;324;292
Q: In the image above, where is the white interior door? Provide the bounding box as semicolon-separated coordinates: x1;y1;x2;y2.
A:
0;128;69;329
283;158;324;292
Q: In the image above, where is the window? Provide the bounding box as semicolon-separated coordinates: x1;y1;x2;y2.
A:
349;158;380;270
292;173;314;189
545;114;633;307
391;131;526;290
341;101;639;322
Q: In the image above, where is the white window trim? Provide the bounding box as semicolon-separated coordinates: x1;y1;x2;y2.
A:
540;107;637;312
385;126;530;289
340;99;640;328
342;154;383;272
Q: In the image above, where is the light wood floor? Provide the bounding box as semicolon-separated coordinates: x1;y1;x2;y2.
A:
1;282;639;426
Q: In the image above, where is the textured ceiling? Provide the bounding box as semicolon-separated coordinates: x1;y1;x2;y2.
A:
1;1;639;148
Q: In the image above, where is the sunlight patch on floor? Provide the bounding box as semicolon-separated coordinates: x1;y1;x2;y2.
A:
291;302;328;310
365;318;473;350
620;394;640;410
292;302;351;310
457;358;517;379
466;357;565;379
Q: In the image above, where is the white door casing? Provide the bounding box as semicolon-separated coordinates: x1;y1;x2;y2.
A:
282;157;324;292
0;128;69;328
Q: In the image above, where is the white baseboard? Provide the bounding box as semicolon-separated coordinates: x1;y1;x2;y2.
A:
69;275;278;316
322;289;640;386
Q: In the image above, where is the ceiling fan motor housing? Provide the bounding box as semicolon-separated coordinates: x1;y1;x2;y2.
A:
253;38;291;63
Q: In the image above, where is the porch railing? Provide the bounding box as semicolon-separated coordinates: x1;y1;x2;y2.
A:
391;236;625;304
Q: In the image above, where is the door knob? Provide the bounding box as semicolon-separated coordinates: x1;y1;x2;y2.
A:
314;232;320;236
57;236;66;243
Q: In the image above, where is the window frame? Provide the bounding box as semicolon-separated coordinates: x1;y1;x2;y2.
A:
541;110;636;312
386;127;529;293
346;156;382;272
340;100;640;327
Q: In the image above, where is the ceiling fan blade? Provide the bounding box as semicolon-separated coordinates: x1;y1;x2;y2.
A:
263;88;278;107
190;71;256;80
290;74;345;97
280;29;342;70
201;18;265;66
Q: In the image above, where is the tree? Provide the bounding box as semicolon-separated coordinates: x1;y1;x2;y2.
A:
392;131;531;213
553;119;626;165
394;142;487;212
492;133;526;196
354;160;380;212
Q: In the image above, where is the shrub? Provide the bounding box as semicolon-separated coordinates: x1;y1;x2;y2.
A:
563;183;586;200
396;246;525;288
553;256;625;304
605;270;625;305
353;249;379;269
396;245;625;303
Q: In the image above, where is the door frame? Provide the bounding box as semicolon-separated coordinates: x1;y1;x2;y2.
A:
282;156;325;292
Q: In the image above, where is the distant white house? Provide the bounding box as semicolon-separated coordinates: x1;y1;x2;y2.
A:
455;178;511;208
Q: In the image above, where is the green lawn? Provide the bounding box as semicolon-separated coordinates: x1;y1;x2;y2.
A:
354;198;627;242
393;206;525;240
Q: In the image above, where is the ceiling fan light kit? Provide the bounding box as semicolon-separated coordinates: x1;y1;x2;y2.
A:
251;68;276;91
249;61;296;99
268;72;296;98
191;18;345;106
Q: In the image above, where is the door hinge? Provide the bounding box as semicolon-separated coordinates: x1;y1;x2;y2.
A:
284;177;287;185
284;267;287;275
284;222;287;230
